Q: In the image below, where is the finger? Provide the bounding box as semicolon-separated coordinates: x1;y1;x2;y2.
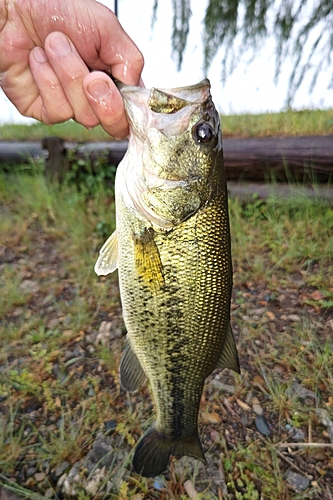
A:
76;6;144;86
98;32;144;87
83;72;128;140
44;31;99;128
29;47;74;124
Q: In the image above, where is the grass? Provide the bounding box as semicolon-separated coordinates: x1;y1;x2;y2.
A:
0;108;332;141
221;108;333;137
0;121;111;142
0;165;332;498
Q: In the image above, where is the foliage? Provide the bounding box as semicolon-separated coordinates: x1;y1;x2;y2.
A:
1;108;332;143
65;149;117;196
154;0;333;104
0;120;111;141
0;170;332;498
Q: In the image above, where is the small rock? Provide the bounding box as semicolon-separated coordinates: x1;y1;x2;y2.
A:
153;477;167;491
288;426;305;441
210;380;236;393
245;391;253;405
26;466;37;477
316;408;333;442
44;488;55;498
236;399;251;412
84;467;106;496
34;472;45;482
84;434;115;472
288;426;305;443
184;479;199;499
104;419;117;434
201;411;221;424
284;471;310;492
255;415;270;436
252;397;263;416
210;429;220;441
57;474;77;498
55;460;70;477
19;279;39;293
288;382;316;401
62;329;73;338
241;413;254;427
47;317;61;329
29;410;41;421
96;321;112;345
287;314;301;322
12;307;24;317
57;462;81;498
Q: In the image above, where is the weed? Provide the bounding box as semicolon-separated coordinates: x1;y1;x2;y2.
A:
65;149;117;195
0;266;29;317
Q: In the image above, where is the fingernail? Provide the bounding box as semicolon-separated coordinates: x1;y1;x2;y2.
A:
33;47;47;63
87;79;112;100
50;33;72;55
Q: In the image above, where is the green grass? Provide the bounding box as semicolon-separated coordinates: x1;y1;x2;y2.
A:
1;107;332;141
0;121;111;142
0;168;332;499
221;108;333;137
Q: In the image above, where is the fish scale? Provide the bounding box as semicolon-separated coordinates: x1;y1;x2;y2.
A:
95;79;240;477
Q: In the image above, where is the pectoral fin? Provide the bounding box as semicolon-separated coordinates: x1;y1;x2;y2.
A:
133;228;164;291
94;230;118;276
216;323;240;374
119;338;147;393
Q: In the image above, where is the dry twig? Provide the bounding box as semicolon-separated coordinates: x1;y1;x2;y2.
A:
278;442;333;450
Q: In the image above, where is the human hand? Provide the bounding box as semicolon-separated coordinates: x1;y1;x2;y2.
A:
0;0;144;138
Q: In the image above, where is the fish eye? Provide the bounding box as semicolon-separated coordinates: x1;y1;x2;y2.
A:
193;122;215;144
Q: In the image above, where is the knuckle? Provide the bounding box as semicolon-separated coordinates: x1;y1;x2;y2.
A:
42;107;73;125
134;50;145;72
75;113;99;129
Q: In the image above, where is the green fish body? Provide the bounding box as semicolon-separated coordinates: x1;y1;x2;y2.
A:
95;79;239;477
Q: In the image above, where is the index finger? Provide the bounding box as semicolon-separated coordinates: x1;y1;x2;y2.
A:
86;11;144;86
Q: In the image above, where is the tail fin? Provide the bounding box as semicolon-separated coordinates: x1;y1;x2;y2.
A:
132;425;206;477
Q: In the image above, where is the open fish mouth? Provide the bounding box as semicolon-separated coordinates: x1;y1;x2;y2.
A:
120;79;212;138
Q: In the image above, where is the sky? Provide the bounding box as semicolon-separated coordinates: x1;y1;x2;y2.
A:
1;0;332;124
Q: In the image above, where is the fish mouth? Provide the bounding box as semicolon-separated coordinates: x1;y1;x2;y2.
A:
147;79;211;114
120;79;211;105
120;79;212;137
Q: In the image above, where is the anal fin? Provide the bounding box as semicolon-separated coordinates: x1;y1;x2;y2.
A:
119;338;147;393
216;323;240;374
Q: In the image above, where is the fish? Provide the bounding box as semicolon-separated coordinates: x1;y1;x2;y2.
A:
94;79;240;477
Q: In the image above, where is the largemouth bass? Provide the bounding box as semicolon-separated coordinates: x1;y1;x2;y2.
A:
95;79;240;477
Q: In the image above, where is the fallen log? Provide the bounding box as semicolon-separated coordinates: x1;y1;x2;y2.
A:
223;135;333;182
0;135;332;182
